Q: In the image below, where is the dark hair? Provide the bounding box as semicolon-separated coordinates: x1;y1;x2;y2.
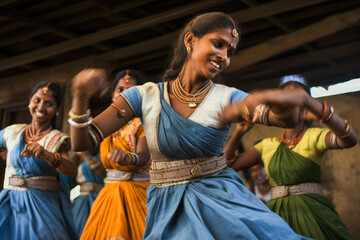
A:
162;12;241;82
30;81;62;128
112;69;145;91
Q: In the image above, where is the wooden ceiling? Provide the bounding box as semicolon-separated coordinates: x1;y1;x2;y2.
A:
0;0;360;91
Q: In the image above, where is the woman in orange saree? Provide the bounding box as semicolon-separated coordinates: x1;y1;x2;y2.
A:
80;70;151;240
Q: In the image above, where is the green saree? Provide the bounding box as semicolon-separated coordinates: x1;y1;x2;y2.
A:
255;128;356;240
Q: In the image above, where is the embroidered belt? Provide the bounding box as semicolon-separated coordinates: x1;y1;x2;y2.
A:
8;176;60;191
106;170;150;182
150;155;226;188
80;182;104;194
270;182;323;199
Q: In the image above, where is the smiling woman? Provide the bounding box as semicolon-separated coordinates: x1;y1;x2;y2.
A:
0;81;77;239
68;12;325;239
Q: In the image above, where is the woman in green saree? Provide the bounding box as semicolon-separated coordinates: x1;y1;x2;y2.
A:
227;75;358;240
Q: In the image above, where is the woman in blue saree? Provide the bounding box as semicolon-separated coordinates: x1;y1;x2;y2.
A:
0;81;78;240
61;151;105;238
67;12;328;239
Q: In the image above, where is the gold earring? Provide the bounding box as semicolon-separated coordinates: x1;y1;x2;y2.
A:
186;46;191;53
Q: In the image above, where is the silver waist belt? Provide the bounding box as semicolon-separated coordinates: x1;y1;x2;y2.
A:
106;170;150;182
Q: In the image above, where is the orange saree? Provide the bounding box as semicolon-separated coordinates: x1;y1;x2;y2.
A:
80;118;151;240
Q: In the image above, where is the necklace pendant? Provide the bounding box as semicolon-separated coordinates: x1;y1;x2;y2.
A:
188;102;197;108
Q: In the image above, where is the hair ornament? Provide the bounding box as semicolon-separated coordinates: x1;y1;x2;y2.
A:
228;17;238;38
123;70;130;83
42;81;52;95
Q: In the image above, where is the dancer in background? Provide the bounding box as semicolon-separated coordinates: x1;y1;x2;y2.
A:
230;75;357;240
69;12;321;239
224;123;270;203
0;81;77;239
61;148;105;238
80;70;151;240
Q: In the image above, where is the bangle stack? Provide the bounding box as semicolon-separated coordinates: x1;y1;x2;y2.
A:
50;152;62;168
320;101;334;123
337;120;352;139
68;109;93;128
125;152;139;166
253;104;270;126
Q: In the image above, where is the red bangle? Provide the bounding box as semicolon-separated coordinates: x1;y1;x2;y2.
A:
320;101;328;122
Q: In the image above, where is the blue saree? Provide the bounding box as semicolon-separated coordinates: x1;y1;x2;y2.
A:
62;160;103;238
122;82;310;240
0;124;77;240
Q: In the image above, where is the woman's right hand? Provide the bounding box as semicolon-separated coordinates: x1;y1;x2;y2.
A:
72;68;109;101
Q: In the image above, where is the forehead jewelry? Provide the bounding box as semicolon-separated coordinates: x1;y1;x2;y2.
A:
41;81;52;99
228;16;238;38
123;70;130;83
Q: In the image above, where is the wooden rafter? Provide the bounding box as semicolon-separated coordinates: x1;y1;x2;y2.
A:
234;41;360;81
0;0;229;71
226;7;360;73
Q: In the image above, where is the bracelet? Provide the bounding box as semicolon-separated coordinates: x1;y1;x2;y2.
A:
323;105;334;123
88;160;102;171
50;152;62;168
111;104;129;122
337;120;352;139
88;127;99;148
90;122;104;141
68;109;91;123
320;101;328;122
330;132;339;148
68;117;93;128
125;152;139;165
254;104;270;126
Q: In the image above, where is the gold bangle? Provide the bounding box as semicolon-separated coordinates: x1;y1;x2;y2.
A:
68;109;91;123
242;105;251;122
50;152;62;168
337;120;352;138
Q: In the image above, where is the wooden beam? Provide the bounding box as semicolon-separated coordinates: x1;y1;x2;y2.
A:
229;41;360;83
0;11;111;51
0;0;17;7
234;60;360;91
97;31;178;62
0;0;228;71
227;7;360;72
232;0;329;23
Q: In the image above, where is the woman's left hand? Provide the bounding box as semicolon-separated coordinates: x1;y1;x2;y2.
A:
107;147;129;165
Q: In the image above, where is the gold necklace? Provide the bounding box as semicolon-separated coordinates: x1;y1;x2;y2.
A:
172;77;213;108
25;124;52;142
280;127;307;149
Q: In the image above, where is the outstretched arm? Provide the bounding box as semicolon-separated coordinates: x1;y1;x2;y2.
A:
230;148;262;172
70;69;135;152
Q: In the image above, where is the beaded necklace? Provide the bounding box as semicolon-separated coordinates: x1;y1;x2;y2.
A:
171;76;213;108
280;127;307;149
25;124;52;143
